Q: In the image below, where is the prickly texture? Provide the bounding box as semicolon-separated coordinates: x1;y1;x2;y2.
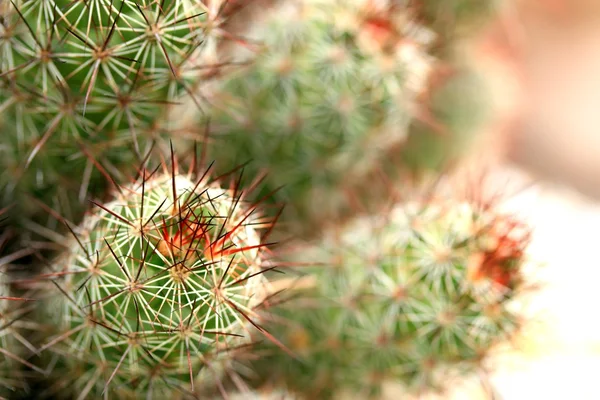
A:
203;0;489;239
252;199;532;399
36;162;279;399
0;0;220;228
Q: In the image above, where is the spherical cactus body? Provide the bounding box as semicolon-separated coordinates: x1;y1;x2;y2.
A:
253;196;533;399
37;159;279;399
204;0;448;238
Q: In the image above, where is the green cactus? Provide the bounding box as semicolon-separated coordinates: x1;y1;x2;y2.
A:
203;0;489;238
0;0;220;228
34;156;281;399
251;196;533;398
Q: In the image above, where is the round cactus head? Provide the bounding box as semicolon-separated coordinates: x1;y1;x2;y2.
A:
252;191;535;398
0;0;222;226
203;0;442;238
203;0;491;240
38;154;281;398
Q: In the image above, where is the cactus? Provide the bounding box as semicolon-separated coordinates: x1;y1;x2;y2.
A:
202;0;490;238
34;155;281;399
0;0;221;228
250;193;534;398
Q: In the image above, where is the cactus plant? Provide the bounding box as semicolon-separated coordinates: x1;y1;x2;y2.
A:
202;0;490;238
0;0;222;229
250;192;534;399
34;154;282;399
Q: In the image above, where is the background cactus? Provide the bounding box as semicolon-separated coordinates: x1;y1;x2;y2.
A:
202;0;490;239
0;0;222;235
33;154;282;399
248;190;534;399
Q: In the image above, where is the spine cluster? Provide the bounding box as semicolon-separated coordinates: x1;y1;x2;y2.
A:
203;0;442;236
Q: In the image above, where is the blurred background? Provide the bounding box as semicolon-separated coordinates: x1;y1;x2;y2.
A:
433;0;600;397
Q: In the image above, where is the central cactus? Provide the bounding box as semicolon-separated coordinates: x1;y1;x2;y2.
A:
38;160;278;399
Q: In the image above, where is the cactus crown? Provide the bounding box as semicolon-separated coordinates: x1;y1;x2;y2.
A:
38;154;280;398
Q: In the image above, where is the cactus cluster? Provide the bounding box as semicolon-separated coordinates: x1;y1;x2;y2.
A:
34;158;280;399
0;0;537;399
250;194;533;398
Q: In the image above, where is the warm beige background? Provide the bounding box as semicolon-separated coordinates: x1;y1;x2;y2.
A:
439;1;600;397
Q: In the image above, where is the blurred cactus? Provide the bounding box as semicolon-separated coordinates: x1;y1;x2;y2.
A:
34;156;281;399
250;194;533;398
0;0;220;228
0;206;39;397
396;66;489;173
0;273;29;397
203;0;490;238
